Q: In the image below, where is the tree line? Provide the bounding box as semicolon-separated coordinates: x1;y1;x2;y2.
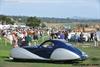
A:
0;15;100;28
0;15;42;28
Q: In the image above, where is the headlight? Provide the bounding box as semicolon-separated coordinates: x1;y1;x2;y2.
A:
82;52;86;55
82;52;88;58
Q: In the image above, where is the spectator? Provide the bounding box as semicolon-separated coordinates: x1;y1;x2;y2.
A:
12;32;18;48
25;34;32;46
90;32;94;41
59;31;65;39
64;31;68;41
93;32;98;47
79;32;84;43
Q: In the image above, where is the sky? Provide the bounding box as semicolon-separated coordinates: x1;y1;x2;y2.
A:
0;0;100;19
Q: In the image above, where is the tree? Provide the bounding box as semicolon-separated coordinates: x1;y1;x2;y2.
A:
85;24;89;27
0;15;7;24
40;22;47;28
26;16;41;27
0;15;15;24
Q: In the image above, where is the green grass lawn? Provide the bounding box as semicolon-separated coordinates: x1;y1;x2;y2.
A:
0;37;100;67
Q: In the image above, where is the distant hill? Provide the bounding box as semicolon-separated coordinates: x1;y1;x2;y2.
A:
39;17;100;23
0;15;100;23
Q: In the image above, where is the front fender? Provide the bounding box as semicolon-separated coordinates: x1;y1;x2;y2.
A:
50;48;80;60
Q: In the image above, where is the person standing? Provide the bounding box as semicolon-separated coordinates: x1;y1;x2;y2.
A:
59;31;65;39
93;32;98;47
25;34;32;46
90;32;94;41
80;32;84;43
12;32;18;48
64;31;68;42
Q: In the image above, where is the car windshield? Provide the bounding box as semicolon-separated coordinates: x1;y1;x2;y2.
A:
42;42;54;48
54;39;73;46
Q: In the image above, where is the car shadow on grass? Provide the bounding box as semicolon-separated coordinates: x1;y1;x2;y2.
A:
2;56;100;64
3;57;82;64
90;57;100;61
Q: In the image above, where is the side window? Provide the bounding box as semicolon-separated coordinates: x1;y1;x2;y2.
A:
42;42;54;48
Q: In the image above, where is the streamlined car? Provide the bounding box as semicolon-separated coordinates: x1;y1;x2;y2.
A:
10;39;88;61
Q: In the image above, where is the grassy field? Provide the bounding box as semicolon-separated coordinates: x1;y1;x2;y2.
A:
0;37;100;67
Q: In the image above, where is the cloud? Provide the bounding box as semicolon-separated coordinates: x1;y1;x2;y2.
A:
3;0;67;4
4;0;19;3
3;0;99;5
2;0;100;7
